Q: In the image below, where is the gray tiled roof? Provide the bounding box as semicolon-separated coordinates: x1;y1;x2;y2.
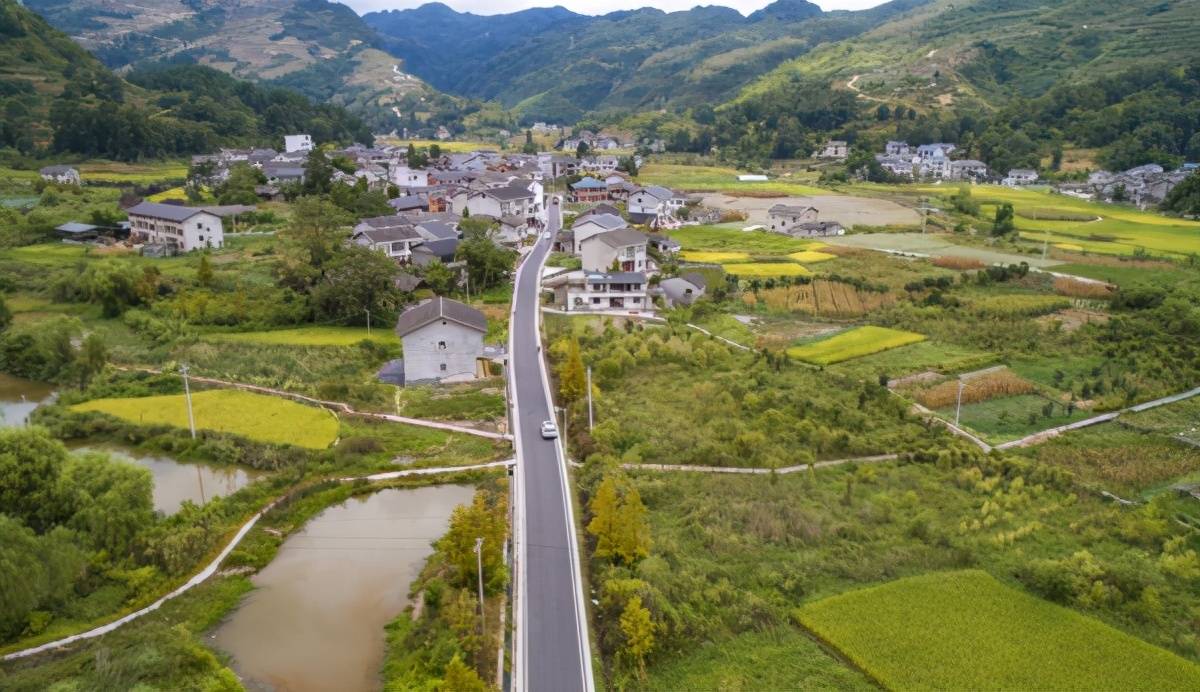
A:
126;201;213;222
585;228;647;249
394;296;487;336
484;184;534;202
572;213;625;231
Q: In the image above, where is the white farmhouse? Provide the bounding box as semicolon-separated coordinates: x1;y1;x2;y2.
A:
126;202;224;252
352;217;424;262
394;297;488;384
627;186;684;226
544;271;649;313
284;134;313;153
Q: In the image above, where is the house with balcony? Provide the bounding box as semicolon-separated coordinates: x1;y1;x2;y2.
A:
569;176;609;203
570;213;627;253
545;270;649;313
352;217;423;261
451;184;539;221
580;229;648;273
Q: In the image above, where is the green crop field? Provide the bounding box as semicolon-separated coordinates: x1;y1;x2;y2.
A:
204;326;392;347
796;570;1200;691
0;243;90;266
670;225;817;254
77;160;189;183
723;262;812;278
640;163;826;196
71;389;339;449
937;393;1091;443
832;340;997;381
787;326;925;365
679;250;752;263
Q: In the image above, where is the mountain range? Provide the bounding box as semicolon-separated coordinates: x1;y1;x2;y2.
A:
14;0;1200;154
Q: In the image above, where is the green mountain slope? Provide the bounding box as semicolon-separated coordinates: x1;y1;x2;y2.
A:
365;0;930;122
736;0;1200;111
22;0;455;131
0;0;371;160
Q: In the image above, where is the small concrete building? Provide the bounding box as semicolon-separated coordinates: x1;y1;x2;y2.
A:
284;134;313;153
767;204;818;233
39;165;80;185
126;202;224;252
395;297;488;384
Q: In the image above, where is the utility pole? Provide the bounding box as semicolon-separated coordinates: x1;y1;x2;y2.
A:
474;537;485;643
955;378;965;427
365;308;371;337
180;364;197;439
1042;236;1049;261
586;366;594;431
556;405;568;444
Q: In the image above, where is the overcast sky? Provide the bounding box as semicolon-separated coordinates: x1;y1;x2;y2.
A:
343;0;889;17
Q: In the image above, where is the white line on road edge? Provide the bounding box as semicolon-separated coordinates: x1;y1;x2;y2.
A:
2;460;514;662
509;248;530;692
532;238;597;692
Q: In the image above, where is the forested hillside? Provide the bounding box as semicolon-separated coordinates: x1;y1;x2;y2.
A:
0;0;371;161
365;0;929;122
21;0;456;132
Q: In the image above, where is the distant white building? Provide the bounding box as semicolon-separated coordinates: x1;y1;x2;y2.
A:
126;202;224;252
949;160;988;181
394;297;488;384
284;134;313;154
1004;169;1039;186
815;140;848;160
39;165;80;185
885;141;910;157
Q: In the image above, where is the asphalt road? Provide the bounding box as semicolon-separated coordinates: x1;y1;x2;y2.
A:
513;198;592;691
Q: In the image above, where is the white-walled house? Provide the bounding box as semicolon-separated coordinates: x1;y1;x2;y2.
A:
284;134;313;153
39;165;80;185
580;229;648;273
394;297;488;384
452;185;538;220
627;186;683;226
570;213;627;253
127;202;224;252
352;217;424;261
544;270;649;313
1005;169;1039;186
390;166;429;187
767;204;818;233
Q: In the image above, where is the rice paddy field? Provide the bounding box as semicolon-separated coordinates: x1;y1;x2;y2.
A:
71;389;339;449
640;163;826;196
787;325;925;365
741;280;897;317
722;262;812;278
786;250;836;263
204;326;391;347
796;570;1200;691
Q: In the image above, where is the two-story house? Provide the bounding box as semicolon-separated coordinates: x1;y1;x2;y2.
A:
352;217;424;262
580;229;648;273
394;297;488;384
767;204;819;233
39;165;80;185
127;202;224;252
569;176;609;203
545;270;649;313
570;213;627;254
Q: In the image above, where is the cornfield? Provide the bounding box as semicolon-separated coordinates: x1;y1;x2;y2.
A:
1053;277;1115;300
932;256;985;270
742;280;896;316
915;369;1036;409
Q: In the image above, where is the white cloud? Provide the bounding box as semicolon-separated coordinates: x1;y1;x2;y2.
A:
343;0;891;18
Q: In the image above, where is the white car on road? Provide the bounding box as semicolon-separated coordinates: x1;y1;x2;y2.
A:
540;420;559;439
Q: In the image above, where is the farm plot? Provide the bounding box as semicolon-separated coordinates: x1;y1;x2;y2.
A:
71;389;339;449
936;393;1091;443
723;262;812;278
833;340;997;382
795;570;1200;691
678;250;751;263
742;280;896;317
641;163;825;196
786;250;836;263
962;294;1072;317
787;326;924;365
204;326;390;347
908;368;1037;409
670;225;816;254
